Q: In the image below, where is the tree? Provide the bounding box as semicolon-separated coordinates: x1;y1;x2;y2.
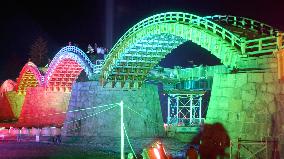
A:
29;36;48;66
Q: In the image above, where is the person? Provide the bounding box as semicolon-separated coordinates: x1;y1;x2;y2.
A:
16;129;21;142
187;146;198;159
87;44;94;54
54;127;61;144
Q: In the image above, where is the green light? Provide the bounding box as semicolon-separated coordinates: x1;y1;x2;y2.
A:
101;12;241;84
100;12;281;87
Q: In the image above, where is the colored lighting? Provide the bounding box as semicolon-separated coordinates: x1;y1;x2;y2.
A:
154;148;161;159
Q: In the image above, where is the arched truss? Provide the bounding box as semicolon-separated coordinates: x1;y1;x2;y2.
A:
16;62;43;93
101;12;283;87
44;46;94;91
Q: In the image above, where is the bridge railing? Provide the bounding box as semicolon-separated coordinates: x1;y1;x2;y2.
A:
92;60;105;74
204;15;277;36
103;12;243;78
244;32;284;55
204;15;283;55
149;65;229;81
107;12;242;53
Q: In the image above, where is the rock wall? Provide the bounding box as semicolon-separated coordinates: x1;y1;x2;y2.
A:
18;87;71;127
206;58;284;156
63;81;164;151
0;93;15;120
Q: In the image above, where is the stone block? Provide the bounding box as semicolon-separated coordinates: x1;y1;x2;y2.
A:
267;83;278;94
212;75;221;87
206;109;221;119
228;99;242;112
263;72;276;83
269;62;277;69
211;88;222;97
242;123;256;134
222;87;235;97
241;90;256;102
217;111;229;121
217;97;229;110
263;93;274;104
221;79;236;88
248;73;263;83
254;113;269;123
259;84;267;92
237;112;246;122
227;112;237;122
207;97;219;108
279;84;284;94
244;111;254;122
233;89;241;98
267;101;276;114
241;83;256;91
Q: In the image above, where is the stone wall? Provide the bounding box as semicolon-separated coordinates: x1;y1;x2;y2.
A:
206;68;284;156
0;93;15;120
63;81;164;151
18;87;71;127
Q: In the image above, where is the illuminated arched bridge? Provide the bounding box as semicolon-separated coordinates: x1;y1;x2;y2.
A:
3;12;282;93
0;12;284;158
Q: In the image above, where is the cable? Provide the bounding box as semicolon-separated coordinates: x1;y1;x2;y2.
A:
123;123;137;159
126;106;163;127
21;103;117;119
63;103;120;133
65;104;119;124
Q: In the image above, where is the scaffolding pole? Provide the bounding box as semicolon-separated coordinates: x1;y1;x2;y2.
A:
120;101;124;159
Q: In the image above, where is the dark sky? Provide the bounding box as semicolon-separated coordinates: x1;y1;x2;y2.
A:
0;0;284;82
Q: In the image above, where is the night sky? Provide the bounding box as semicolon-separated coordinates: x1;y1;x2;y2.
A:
0;0;284;83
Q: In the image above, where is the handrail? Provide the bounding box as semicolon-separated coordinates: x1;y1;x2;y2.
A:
204;15;283;54
244;32;284;54
204;15;278;36
103;12;243;75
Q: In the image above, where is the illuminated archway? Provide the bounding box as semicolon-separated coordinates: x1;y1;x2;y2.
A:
101;12;242;86
44;46;94;91
101;12;281;87
16;62;42;93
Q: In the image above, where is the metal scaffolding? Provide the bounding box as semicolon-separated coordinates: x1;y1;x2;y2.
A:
167;93;204;127
236;138;280;159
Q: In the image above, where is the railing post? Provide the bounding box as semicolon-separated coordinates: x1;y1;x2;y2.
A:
199;96;202;124
222;29;226;39
277;31;283;50
240;37;246;54
231;35;235;46
258;39;263;52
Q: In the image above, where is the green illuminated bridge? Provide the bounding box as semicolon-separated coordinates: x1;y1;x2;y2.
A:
1;12;284;158
100;12;283;88
5;12;283;92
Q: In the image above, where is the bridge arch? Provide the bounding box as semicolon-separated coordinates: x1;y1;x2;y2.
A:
16;62;42;93
101;12;246;86
0;80;17;96
44;46;94;91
